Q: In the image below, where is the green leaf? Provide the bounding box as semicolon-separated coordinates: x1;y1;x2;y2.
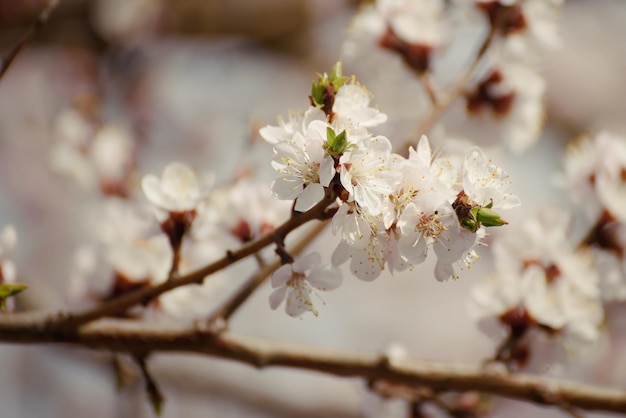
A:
328;61;347;89
475;207;508;227
460;216;479;233
333;131;348;154
311;82;325;107
325;128;349;156
0;283;26;299
0;283;26;311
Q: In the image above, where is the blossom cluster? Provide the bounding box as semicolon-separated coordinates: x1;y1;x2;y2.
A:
470;209;603;360
261;63;519;316
343;0;564;153
559;132;626;302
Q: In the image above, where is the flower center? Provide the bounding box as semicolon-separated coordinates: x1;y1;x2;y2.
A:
416;211;445;239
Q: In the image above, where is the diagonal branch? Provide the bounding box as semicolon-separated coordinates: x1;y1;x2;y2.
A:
0;317;624;414
0;0;61;82
54;192;336;331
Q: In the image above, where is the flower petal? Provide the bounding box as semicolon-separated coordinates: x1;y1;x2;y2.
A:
269;286;287;310
294;184;324;212
307;266;342;291
271;264;293;288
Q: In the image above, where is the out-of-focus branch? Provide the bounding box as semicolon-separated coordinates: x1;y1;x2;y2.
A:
0;316;623;414
404;26;496;150
0;0;61;82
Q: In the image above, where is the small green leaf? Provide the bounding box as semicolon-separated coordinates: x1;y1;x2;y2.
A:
326;127;336;144
460;216;479;233
325;128;350;156
476;207;508;227
333;131;348;154
328;61;347;89
311;82;325;107
0;283;27;299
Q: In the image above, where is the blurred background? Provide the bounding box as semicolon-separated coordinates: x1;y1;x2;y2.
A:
0;0;625;417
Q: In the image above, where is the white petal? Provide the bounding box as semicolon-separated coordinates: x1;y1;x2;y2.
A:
331;241;351;267
434;259;454;281
398;235;427;265
141;175;164;207
285;287;312;317
339;163;355;195
0;225;17;250
260;125;288;144
302;107;326;130
269;286;287;310
319;156;336;187
293;252;322;273
271;264;293;288
354;184;383;215
294;184;324;212
307;266;342;291
271;177;304;201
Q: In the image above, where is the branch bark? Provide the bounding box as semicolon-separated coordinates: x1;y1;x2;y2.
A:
0;315;624;414
0;0;61;82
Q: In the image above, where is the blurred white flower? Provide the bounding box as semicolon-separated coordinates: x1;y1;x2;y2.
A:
51;110;135;194
344;0;449;72
594;132;626;223
90;125;134;191
556;135;602;220
449;60;545;153
470;209;603;346
193;178;291;243
469;0;565;55
142;162;212;214
269;253;342;317
0;225;17;285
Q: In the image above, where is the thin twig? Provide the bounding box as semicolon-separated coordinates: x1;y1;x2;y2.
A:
0;318;624;414
403;26;496;151
0;0;61;82
419;72;438;107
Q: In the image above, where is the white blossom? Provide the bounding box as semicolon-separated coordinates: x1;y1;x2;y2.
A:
470;209;603;346
345;0;449;53
269;253;342;317
462;146;520;209
193;178;291;243
142;162;212;214
51;110;135;194
339;135;399;216
259;107;325;145
270;120;335;212
332;83;387;128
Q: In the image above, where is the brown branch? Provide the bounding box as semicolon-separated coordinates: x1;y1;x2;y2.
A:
0;316;624;414
403;26;496;151
54;192;336;331
0;0;61;82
